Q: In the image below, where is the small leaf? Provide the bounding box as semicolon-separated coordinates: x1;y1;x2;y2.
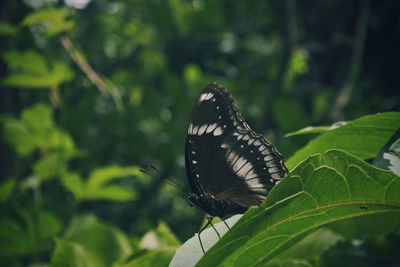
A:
2;50;74;89
33;151;69;181
21;8;75;37
62;166;141;202
3;117;37;155
0;178;16;203
0;21;19;37
286;112;400;170
3;50;49;75
2;103;76;157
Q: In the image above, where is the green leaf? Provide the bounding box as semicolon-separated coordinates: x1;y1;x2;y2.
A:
33;151;69;181
0;178;16;203
0;21;19;37
286;112;400;170
51;215;132;267
285;121;347;137
62;166;142;202
266;228;343;266
2;50;74;89
21;103;53;132
2;103;76;156
196;150;400;267
51;238;91;267
0;208;61;257
21;8;75;37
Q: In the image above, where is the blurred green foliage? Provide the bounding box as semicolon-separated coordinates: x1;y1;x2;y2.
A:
0;0;399;266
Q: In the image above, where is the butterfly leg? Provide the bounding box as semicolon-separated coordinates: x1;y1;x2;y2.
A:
207;217;221;239
197;216;214;254
221;217;230;230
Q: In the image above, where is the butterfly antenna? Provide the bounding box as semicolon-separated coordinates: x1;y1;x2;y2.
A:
142;165;185;192
150;164;161;174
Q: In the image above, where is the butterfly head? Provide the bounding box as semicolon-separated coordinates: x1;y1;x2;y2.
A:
186;193;226;217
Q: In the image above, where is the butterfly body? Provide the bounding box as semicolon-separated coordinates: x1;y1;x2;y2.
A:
185;83;288;218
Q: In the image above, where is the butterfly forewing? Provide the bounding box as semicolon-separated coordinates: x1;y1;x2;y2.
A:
185;83;287;216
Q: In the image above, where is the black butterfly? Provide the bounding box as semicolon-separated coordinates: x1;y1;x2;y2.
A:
185;83;288;251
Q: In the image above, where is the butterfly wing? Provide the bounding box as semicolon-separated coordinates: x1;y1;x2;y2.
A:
185;83;287;214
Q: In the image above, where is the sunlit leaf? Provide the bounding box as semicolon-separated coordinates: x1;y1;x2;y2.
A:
195;150;400;267
62;166;142;202
286;112;400;170
33;151;69;181
2;50;74;89
21;8;75;37
2;104;76;157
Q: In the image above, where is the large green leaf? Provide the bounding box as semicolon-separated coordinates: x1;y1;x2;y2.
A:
195;150;400;267
286;112;400;170
51;215;132;267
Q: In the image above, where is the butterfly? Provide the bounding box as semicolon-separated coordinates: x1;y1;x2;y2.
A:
184;83;288;252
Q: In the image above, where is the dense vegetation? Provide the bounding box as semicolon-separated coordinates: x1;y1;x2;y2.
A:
0;0;399;266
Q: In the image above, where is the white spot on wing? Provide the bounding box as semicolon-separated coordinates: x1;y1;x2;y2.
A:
264;155;274;161
192;125;199;134
242;135;250;141
198;124;207;135
188;123;193;134
199;92;214;102
254;140;262;146
213;126;223;136
206;123;217;133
